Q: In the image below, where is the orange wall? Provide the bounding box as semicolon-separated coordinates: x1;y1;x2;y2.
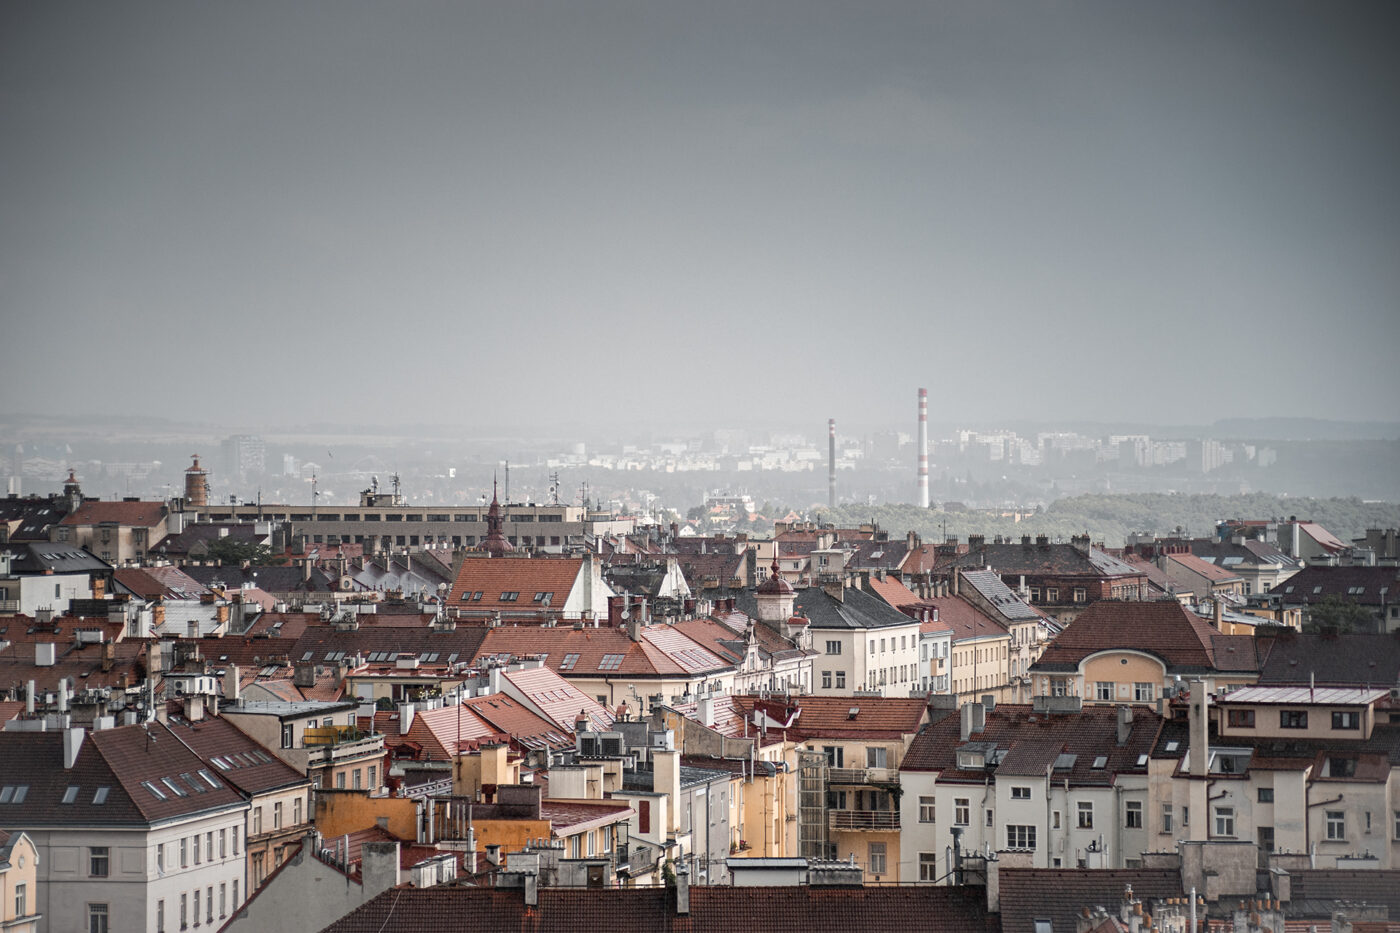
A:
315;790;419;840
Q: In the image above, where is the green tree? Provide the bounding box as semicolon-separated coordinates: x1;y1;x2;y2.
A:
201;536;286;566
1303;595;1374;634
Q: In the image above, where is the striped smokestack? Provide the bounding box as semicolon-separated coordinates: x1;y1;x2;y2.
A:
828;418;837;509
917;388;929;507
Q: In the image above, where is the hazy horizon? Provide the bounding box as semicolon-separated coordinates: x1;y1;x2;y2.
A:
4;2;1398;431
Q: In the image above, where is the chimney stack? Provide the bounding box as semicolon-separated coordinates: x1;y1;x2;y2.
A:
917;388;929;508
828;418;837;509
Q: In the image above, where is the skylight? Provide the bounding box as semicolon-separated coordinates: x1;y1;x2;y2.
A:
0;786;27;804
142;781;167;801
62;785;80;804
598;654;625;671
93;787;110;805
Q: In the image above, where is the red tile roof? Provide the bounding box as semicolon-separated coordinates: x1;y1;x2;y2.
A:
1032;599;1254;675
499;665;614;733
999;869;1183;933
1165;552;1243;583
727;695;928;742
447;556;586;613
60;500;167;527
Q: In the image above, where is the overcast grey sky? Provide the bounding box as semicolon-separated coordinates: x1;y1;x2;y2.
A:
2;1;1397;433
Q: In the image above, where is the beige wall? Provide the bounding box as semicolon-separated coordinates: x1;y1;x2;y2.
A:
0;832;40;933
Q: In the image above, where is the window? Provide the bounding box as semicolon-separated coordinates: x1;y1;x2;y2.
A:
281;723;294;748
1332;711;1360;730
181;837;188;868
823;746;844;768
1052;810;1061;829
181;893;187;930
1326;810;1345;840
866;747;888;769
14;882;26;918
63;785;80;804
220;883;226;918
1073;587;1087;603
1050;678;1069;697
1280;710;1308;729
499;591;519;602
1095;682;1113;701
219;829;226;858
1214;806;1235;837
1125;801;1143;828
1394;810;1400;840
1007;825;1036;849
295;797;304;823
253;807;263;835
207;885;214;923
986;809;994;827
1046;588;1059;603
232;826;239;854
275;801;284;828
1227;709;1255;728
954;798;970;826
919;796;936;822
822;670;832;689
1011;786;1031;800
826;640;841;655
559;653;580;671
88;903;109;933
206;832;213;861
867;841;887;875
598;654;624;671
1077;801;1094;829
1134;682;1154;703
835;671;846;689
336;771;346;789
90;846;109;877
193;890;200;926
1258;787;1274;803
232;881;239;910
157;842;165;873
1328;757;1356;778
919;852;938;882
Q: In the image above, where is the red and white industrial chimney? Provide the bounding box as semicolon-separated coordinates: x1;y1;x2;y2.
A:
828;418;837;509
917;389;929;508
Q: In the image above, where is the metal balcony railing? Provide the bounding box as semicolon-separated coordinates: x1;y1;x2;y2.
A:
829;810;900;831
826;767;899;786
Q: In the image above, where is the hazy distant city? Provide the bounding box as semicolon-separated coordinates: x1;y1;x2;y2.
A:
5;410;1398;546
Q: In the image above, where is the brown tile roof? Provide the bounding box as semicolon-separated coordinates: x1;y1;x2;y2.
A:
0;722;245;828
1165;552;1244;583
728;695;928;742
60;499;167;527
1256;632;1400;686
166;715;309;795
1032;600;1253;675
926;594;1010;643
382;704;499;760
113;566;210;600
447;556;586;613
498;665;614;733
901;704;1162;784
475;625;729;680
999;868;1184;933
322;883;991;933
462;693;575;751
862;575;921;610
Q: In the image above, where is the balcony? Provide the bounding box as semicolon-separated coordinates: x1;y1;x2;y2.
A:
829;809;900;831
303;728;384;766
826;767;899;786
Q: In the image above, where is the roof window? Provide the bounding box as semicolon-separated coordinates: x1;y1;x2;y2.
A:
598;654;625;671
62;785;80;804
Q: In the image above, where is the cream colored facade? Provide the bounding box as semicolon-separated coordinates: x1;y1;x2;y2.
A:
950;631;1013;703
0;831;41;933
1037;648;1257;707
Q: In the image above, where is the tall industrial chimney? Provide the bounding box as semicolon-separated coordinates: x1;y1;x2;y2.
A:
917;389;929;508
828;418;837;509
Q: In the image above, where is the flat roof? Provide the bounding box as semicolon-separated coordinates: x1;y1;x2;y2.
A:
1218;686;1388;706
